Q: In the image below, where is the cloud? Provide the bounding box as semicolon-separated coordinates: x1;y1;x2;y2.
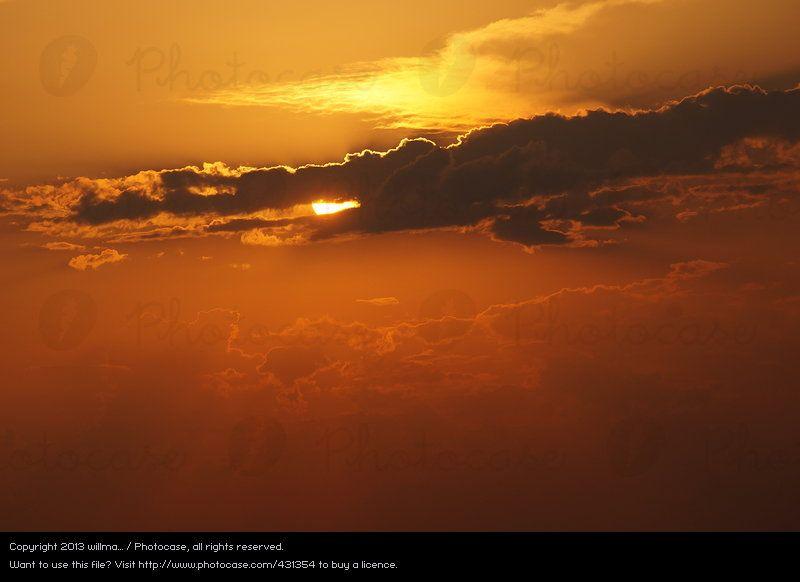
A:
6;85;800;250
182;0;800;131
198;255;792;415
42;241;86;251
67;248;127;271
356;297;400;306
11;249;800;529
186;0;643;130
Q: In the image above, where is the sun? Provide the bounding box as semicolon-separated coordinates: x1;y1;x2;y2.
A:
312;199;360;215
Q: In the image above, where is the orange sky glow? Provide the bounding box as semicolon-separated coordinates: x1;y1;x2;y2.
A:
1;0;800;532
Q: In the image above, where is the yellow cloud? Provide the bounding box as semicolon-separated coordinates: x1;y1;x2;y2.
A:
188;0;662;131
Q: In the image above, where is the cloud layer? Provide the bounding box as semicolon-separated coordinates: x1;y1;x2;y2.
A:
5;84;800;250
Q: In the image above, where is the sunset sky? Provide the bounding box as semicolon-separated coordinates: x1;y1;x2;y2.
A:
2;0;800;530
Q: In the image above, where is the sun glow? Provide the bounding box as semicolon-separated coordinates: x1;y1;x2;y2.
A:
312;200;361;215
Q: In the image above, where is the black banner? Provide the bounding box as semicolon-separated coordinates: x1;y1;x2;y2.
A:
3;532;798;575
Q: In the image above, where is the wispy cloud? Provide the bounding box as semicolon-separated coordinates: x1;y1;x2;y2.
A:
187;0;662;131
356;296;400;306
42;241;86;251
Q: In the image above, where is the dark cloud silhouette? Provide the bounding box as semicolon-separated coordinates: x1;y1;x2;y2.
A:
23;85;800;247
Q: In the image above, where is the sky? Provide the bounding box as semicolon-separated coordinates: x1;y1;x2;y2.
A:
1;0;800;530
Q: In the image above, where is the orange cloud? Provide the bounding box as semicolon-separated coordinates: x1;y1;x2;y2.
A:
42;241;86;251
67;248;127;271
356;297;400;306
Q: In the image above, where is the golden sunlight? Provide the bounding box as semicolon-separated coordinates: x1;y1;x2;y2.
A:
312;199;361;215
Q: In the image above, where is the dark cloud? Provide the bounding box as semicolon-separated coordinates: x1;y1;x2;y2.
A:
309;85;800;246
29;85;800;247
